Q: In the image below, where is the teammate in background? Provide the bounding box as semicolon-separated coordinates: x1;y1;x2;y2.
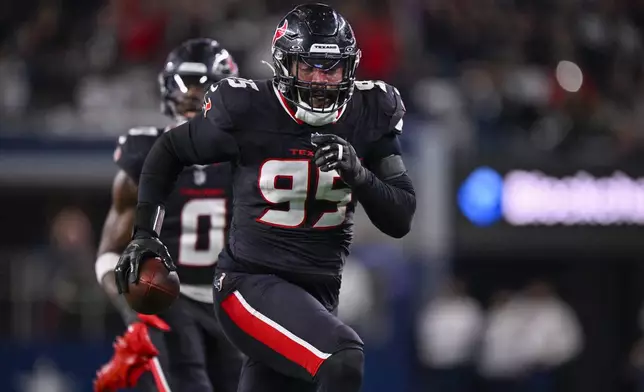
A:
115;3;415;392
93;38;242;392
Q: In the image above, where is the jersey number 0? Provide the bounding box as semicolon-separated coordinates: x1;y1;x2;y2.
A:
178;199;226;267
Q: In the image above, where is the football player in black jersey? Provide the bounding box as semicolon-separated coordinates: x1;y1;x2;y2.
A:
94;38;242;392
114;4;416;392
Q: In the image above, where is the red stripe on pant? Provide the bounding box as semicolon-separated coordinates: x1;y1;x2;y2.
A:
221;291;326;376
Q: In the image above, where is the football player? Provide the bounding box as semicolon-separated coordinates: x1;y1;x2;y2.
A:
93;38;242;392
115;4;415;392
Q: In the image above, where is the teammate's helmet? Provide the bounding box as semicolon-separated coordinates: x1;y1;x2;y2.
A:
271;3;361;114
160;38;239;119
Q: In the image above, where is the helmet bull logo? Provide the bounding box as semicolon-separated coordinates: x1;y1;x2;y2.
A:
272;20;288;47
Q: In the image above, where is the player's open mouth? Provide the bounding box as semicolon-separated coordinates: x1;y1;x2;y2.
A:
311;96;330;108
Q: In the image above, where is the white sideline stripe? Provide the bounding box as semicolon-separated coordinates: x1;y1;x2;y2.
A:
150;357;172;392
233;290;331;360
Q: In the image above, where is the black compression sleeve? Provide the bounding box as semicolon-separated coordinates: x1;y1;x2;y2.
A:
136;117;238;234
137;130;184;207
352;171;416;238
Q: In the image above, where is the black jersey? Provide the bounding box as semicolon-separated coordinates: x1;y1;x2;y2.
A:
114;126;233;285
140;77;406;276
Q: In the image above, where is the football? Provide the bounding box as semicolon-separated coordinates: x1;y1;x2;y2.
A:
124;256;180;314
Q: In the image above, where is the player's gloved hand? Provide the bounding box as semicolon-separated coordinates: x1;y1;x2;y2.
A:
311;133;368;187
93;316;169;392
114;231;175;294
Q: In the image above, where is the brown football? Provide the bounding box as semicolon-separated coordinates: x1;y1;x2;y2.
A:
124;256;180;314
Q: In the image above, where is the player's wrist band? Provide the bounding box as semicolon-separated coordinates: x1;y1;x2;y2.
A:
134;203;165;238
95;252;120;284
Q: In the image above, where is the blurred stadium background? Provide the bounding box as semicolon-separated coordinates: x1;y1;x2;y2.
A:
4;0;644;391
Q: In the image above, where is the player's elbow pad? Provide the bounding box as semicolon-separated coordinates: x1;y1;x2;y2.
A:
367;173;416;239
386;174;416;238
388;214;413;239
384;194;415;238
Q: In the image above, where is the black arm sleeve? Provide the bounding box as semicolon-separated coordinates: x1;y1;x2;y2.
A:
138;116;238;206
353;171;416;238
356;130;415;238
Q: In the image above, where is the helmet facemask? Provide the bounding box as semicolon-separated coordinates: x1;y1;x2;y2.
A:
273;48;360;114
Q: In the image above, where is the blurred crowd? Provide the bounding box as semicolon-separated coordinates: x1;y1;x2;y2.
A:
412;0;644;160
2;0;644;159
415;279;583;392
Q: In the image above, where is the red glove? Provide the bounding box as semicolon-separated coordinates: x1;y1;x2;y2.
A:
94;315;170;392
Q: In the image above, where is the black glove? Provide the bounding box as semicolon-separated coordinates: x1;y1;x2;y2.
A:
114;231;175;294
311;133;368;187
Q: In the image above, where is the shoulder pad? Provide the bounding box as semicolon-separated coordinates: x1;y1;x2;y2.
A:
202;77;260;130
113;127;161;183
355;80;406;135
